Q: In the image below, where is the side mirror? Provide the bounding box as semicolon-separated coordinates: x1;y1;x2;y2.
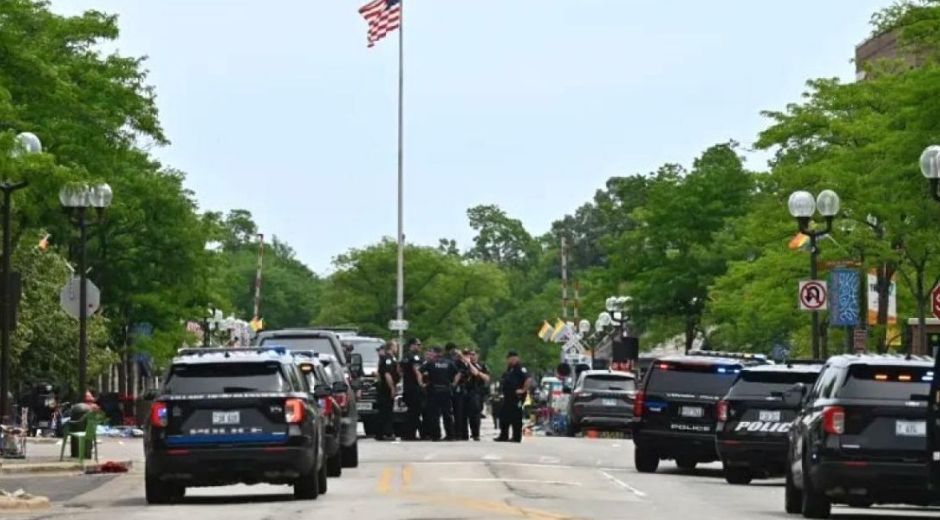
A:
312;385;331;399
782;383;806;407
348;353;363;376
332;382;349;394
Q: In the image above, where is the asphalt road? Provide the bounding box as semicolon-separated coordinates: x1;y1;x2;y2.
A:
13;429;940;520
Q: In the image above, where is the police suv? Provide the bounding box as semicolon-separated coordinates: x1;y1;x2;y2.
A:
632;351;769;473
786;354;934;518
144;348;327;504
715;361;823;485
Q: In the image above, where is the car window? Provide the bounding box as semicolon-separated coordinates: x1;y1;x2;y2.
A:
730;370;820;397
286;365;304;391
165;362;289;394
645;362;741;396
259;336;343;363
582;375;635;392
348;339;382;364
809;365;833;401
836;364;932;400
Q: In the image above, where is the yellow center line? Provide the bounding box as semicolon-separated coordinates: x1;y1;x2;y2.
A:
376;466;394;495
401;463;413;491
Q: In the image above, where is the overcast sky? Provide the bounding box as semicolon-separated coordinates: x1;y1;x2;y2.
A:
50;1;890;274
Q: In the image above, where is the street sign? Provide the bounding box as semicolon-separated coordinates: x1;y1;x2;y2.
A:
388;319;409;332
932;284;940;320
59;276;100;319
799;280;828;311
853;328;868;353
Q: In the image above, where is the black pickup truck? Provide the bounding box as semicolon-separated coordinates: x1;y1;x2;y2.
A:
144;347;328;504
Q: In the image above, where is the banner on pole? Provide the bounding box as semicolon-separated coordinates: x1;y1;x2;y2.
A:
830;268;860;327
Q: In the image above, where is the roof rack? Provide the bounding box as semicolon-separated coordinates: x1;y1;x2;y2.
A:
848;353;934;362
784;359;826;366
177;346;290;357
687;350;768;361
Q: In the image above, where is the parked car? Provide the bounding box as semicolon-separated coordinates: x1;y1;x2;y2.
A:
564;370;636;436
257;329;360;467
341;336;407;436
632;351;769;473
144;347;327;503
786;354;933;518
294;353;343;477
715;361;823;485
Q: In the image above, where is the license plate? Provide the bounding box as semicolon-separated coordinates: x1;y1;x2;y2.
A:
212;411;240;425
759;410;781;422
680;406;704;418
896;420;926;437
602;399;618;407
356;402;373;411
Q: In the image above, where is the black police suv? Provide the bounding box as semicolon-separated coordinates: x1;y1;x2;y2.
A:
786;354;934;518
343;335;406;436
294;352;344;477
632;351;769;473
564;370;636;436
257;329;360;468
715;361;822;485
144;347;327;504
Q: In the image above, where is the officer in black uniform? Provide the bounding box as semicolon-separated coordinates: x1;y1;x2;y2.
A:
447;343;468;440
457;349;490;441
420;346;458;441
496;350;531;443
399;338;424;441
375;340;400;441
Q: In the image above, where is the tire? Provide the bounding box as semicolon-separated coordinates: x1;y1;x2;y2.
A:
724;466;752;485
800;461;831;519
785;467;802;514
675;456;697;472
363;420;376;438
846;500;872;509
294;457;321;500
634;446;659;473
342;440;359;468
145;472;183;505
327;450;343;477
317;458;328;495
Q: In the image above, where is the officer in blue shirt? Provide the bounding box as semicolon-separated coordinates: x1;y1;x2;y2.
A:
420;346;458;441
496;350;531;443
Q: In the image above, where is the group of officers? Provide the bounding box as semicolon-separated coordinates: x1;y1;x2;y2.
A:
372;338;532;443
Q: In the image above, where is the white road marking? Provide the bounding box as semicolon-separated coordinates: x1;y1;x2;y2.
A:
539;455;561;464
600;470;647;498
482;453;502;461
423;452;437;461
441;478;583;486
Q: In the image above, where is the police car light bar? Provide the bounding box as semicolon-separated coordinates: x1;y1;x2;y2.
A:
178;346;289;357
687;350;768;361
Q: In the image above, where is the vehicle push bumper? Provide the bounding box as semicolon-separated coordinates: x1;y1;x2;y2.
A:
634;429;718;459
147;444;316;486
716;438;788;467
577;414;634;432
811;458;930;502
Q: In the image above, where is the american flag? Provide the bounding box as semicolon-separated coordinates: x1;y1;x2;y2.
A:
359;0;401;48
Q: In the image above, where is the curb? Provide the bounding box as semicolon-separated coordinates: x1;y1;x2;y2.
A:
0;459;133;475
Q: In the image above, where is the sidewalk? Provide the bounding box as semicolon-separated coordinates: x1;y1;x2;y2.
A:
0;437;140;475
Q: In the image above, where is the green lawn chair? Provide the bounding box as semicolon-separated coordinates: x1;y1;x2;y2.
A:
58;414;99;464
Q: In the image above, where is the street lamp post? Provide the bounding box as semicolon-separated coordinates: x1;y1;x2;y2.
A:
599;296;633;362
0;132;42;426
788;189;840;359
59;183;112;395
917;145;940;492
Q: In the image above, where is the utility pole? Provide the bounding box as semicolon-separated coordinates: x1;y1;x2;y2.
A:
561;237;568;319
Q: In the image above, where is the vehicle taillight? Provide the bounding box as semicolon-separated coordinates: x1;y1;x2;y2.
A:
823;406;845;435
633;391;645;417
333;392;349;409
716;400;729;422
150;402;168;428
285;398;305;424
573;391;592;399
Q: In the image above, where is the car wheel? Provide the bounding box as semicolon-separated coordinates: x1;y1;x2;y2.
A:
145;472;183;505
294;457;321;500
634;446;659;473
318;457;329;495
675;456;697;472
800;460;831;519
846;500;872;509
327;450;343;477
342;440;359;468
724;465;752;485
785;466;802;514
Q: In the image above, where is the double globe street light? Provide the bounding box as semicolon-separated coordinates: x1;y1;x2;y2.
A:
787;189;841;359
918;145;940;490
59;182;113;394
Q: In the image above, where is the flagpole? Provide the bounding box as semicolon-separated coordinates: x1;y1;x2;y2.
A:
395;0;405;339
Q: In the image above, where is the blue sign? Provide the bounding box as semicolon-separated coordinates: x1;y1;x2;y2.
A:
829;268;860;327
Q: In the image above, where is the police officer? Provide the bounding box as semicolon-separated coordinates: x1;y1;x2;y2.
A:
457;349;490;441
447;343;467;440
375;340;400;441
420;346;458;441
496;350;531;443
399;338;424;441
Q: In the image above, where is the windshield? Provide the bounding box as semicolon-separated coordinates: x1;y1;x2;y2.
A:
730;370;820;397
165;362;288;394
838;365;932;401
582;375;635;392
645;363;741;396
348;340;383;364
259;336;343;363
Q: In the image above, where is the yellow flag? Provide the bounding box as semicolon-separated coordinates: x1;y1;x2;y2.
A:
250;317;264;332
537;321;553;342
551;319;567;342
